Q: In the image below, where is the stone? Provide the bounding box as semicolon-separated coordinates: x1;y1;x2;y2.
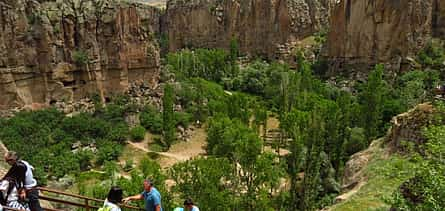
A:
0;0;161;109
326;0;445;76
164;0;336;63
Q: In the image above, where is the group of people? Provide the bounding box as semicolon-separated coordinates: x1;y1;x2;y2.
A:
1;151;199;211
101;179;199;211
1;151;41;211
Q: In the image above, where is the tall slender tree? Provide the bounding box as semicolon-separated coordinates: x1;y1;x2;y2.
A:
163;83;175;148
361;64;386;142
300;112;325;211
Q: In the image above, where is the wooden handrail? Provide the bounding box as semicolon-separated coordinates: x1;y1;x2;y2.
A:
38;187;103;203
1;204;63;211
37;187;143;210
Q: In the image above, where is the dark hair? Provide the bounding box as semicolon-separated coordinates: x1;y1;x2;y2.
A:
5;151;19;161
144;179;153;186
183;198;194;206
107;186;123;204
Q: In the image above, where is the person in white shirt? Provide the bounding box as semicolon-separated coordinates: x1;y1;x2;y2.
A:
183;198;199;211
3;151;41;211
100;186;123;211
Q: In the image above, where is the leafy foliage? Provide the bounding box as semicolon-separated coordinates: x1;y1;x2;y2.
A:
140;105;163;134
130;126;146;142
163;83;176;148
0;109;127;180
166;49;235;83
390;125;445;210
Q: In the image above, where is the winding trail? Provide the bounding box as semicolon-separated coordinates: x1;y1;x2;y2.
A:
127;127;207;168
127;141;189;161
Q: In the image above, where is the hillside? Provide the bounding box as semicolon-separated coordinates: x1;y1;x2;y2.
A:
0;0;444;210
328;103;437;210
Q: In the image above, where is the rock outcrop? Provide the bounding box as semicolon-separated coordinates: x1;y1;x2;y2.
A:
386;103;437;152
326;0;445;75
164;0;336;61
0;0;161;110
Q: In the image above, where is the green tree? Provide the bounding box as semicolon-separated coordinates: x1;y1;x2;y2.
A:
163;84;176;148
140;105;163;134
229;37;240;62
360;64;386;142
170;157;235;210
281;109;309;210
300;112;325;211
391;125;445;210
130;125;146;142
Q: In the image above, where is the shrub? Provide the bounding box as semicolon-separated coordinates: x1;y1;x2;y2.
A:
130;126;146;142
149;143;165;153
174;112;193;128
344;127;367;156
72;50;89;65
140;106;163;134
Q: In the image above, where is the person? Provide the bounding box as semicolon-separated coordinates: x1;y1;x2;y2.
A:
122;179;162;211
3;151;41;211
0;177;30;211
183;198;199;211
99;186;123;211
173;199;199;211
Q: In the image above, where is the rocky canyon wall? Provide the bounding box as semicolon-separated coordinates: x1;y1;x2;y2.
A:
163;0;336;61
326;0;445;75
0;0;161;110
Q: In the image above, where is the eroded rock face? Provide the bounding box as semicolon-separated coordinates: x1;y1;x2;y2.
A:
164;0;335;61
326;0;445;75
0;0;161;110
386;103;436;152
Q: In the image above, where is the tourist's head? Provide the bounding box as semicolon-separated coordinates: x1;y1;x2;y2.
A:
143;179;153;191
4;151;18;166
107;186;123;204
183;198;194;209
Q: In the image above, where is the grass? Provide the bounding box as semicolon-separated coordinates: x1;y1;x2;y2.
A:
330;143;419;211
120;143;150;166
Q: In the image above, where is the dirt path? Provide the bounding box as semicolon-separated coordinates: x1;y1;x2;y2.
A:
127;141;189;161
127;127;207;168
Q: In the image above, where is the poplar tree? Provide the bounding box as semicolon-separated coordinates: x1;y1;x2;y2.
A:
361;64;385;142
163;83;175;148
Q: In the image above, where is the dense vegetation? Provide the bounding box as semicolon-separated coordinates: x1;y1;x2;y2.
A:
0;39;443;210
0;101;129;184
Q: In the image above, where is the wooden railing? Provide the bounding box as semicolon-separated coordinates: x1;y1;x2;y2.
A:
37;187;144;211
1;206;61;211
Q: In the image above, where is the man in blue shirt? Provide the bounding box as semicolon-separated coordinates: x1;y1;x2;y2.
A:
123;179;162;211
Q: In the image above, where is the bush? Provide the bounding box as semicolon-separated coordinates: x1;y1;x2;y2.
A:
140;106;163;134
107;123;129;144
130;126;146;142
96;143;123;166
72;50;89;65
174;112;193;128
0;108;128;179
149;143;165;152
345;127;367;156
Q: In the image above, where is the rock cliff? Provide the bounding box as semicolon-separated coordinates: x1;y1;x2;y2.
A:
326;0;445;75
0;0;161;110
164;0;335;61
